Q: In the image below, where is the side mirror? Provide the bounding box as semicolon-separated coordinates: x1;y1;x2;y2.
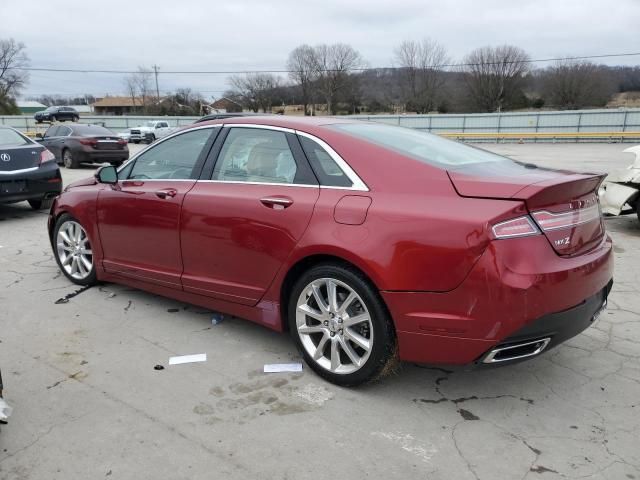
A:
95;165;118;184
35;133;43;140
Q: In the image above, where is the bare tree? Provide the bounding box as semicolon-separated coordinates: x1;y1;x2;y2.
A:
541;60;610;109
228;73;282;112
394;39;449;113
287;45;319;116
0;38;29;114
314;43;363;115
462;45;531;112
132;67;153;113
123;75;138;112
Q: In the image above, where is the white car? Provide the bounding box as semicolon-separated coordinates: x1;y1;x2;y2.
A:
129;121;175;144
599;145;640;222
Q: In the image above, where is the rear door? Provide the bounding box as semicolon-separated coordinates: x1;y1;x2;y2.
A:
180;126;320;305
97;126;219;287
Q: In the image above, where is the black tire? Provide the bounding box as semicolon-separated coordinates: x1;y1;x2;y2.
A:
28;197;54;210
636;197;640;223
133;140;140;144
73;116;79;122
50;115;57;122
147;134;156;144
288;263;397;386
111;161;123;167
62;149;77;169
52;214;97;287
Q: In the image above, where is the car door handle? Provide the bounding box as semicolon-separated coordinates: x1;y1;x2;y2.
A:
155;188;178;199
260;196;293;209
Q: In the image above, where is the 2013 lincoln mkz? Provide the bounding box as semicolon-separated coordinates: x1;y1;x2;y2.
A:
47;117;613;386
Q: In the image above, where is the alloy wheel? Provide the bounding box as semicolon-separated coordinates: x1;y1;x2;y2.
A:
296;277;373;375
56;221;93;280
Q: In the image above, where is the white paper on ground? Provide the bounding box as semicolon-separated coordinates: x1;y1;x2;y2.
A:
169;353;207;365
0;398;13;421
264;363;303;373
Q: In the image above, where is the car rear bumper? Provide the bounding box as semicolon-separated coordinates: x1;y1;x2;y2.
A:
383;234;614;365
0;161;62;204
76;150;129;164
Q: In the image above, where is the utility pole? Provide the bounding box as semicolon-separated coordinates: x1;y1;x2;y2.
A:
152;64;160;101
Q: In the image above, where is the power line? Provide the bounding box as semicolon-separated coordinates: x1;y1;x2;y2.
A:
8;52;640;75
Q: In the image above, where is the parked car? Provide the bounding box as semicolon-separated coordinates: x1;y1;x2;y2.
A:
47;117;613;386
194;112;268;123
599;145;640;222
129;121;175;144
117;130;132;143
34;106;79;123
0;369;11;425
0;126;61;210
37;124;129;169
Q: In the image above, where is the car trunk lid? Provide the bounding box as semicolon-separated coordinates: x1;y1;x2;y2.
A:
447;161;606;256
0;144;43;172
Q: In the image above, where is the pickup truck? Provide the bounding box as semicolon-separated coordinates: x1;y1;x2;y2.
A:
128;121;176;144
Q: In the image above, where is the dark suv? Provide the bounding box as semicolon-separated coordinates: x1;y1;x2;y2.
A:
34;106;79;123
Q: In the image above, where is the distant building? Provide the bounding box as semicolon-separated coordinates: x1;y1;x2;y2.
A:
208;97;243;113
17;101;47;114
92;96;144;115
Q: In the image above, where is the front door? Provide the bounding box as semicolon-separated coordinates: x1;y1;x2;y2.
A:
97;127;218;287
180;126;320;305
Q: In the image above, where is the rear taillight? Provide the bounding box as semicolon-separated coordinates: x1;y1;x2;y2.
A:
39;149;56;165
80;138;97;146
117;138;127;145
491;216;540;239
531;204;601;232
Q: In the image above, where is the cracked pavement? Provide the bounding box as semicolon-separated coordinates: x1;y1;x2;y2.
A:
0;143;639;479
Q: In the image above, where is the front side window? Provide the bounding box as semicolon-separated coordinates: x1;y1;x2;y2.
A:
212;128;299;184
128;128;214;180
44;126;59;137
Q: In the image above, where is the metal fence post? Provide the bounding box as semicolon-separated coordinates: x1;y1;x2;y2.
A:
622;110;628;132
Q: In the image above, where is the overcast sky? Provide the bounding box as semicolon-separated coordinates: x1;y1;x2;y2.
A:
2;0;639;100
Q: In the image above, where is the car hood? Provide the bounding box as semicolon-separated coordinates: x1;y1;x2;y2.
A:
65;176;97;190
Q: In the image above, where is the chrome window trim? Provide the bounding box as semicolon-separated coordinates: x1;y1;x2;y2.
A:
295;130;369;192
0;166;39;175
196;179;318;189
116;124;221;174
223;123;295;134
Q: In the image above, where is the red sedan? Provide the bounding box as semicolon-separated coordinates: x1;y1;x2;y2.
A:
48;117;613;386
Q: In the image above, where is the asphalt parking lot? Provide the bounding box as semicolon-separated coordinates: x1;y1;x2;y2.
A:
0;143;639;480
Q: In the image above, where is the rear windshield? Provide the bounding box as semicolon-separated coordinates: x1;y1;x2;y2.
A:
0;128;32;147
331;123;510;167
72;125;114;136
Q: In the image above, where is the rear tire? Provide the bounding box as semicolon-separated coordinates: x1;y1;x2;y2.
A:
28;197;54;210
62;149;77;169
288;263;397;387
52;214;97;286
73;116;79;122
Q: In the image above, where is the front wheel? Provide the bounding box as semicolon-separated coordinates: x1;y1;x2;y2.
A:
73;116;79;122
53;214;97;286
62;149;77;169
288;263;397;386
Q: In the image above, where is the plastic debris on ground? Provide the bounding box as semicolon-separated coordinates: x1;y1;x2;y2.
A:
153;364;164;371
168;353;207;365
211;312;225;325
264;363;303;373
0;398;12;423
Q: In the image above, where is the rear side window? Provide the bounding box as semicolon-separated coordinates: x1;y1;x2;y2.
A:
299;136;352;187
0;128;31;147
213;128;300;185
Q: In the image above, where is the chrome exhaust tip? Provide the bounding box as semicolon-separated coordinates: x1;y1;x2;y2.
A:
482;338;551;364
